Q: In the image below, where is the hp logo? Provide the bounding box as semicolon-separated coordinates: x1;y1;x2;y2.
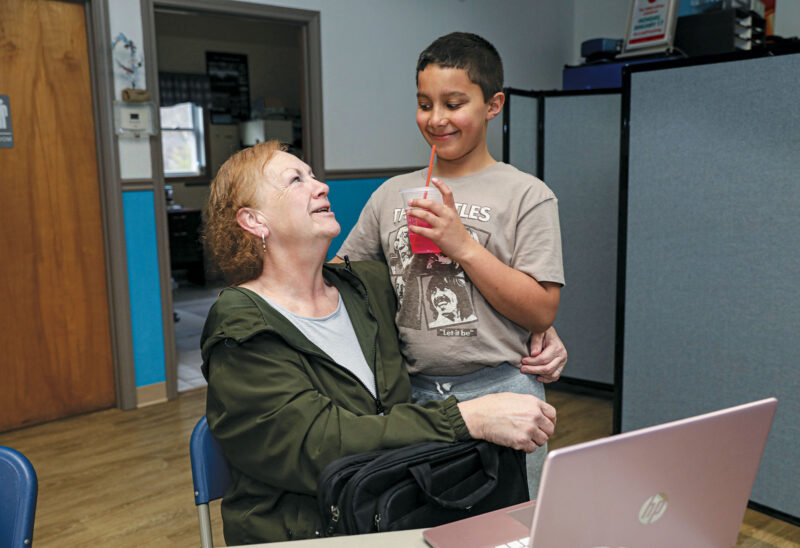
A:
638;493;669;525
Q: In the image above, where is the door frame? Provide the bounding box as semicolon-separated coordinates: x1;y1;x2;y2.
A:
140;0;324;398
84;0;138;410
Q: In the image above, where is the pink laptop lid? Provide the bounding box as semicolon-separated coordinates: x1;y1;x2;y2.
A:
424;397;777;548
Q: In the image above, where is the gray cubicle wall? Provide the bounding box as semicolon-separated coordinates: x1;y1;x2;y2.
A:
544;92;621;386
504;89;540;177
619;52;800;521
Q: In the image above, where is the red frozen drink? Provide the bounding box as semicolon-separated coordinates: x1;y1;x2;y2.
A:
400;186;443;254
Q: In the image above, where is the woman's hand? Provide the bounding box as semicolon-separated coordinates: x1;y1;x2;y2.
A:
405;177;480;263
457;393;556;453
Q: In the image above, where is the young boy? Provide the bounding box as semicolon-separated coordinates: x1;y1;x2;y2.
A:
335;32;565;496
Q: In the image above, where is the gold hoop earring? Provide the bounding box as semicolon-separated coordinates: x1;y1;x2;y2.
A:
261;234;267;253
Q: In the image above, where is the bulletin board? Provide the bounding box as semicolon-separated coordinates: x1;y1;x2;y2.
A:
206;51;250;124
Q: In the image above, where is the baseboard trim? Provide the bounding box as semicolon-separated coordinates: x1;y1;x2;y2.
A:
548;376;614;399
136;381;168;408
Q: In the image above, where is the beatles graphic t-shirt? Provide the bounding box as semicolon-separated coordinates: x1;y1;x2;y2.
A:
337;162;564;376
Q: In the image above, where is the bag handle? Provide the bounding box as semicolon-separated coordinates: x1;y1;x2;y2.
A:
408;443;499;510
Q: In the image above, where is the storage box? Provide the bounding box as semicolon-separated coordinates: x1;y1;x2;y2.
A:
239;119;294;146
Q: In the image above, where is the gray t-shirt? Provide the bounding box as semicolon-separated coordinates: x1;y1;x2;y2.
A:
337;162;564;376
259;293;376;397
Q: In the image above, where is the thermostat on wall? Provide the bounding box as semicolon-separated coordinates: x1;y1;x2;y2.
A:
114;101;156;137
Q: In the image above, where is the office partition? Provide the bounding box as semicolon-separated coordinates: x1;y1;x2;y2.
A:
504;89;621;389
503;89;541;178
618;51;800;523
544;91;621;387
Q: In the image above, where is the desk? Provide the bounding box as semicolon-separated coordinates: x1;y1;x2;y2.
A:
227;513;800;547
561;56;676;90
232;529;428;547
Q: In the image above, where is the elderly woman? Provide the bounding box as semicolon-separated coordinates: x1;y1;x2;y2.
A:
201;141;556;545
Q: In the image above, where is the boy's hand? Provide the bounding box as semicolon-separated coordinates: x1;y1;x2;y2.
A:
520;327;567;383
408;178;559;334
405;177;479;262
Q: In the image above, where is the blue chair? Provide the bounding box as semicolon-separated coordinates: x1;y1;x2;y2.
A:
0;446;38;548
190;416;232;548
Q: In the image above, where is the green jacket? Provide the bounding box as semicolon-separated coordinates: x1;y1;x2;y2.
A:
201;260;471;544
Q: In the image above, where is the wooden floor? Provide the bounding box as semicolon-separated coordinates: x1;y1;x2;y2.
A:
1;386;798;547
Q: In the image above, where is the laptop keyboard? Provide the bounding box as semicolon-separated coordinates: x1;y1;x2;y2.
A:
495;537;530;548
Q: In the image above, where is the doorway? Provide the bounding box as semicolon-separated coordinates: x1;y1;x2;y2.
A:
144;0;323;393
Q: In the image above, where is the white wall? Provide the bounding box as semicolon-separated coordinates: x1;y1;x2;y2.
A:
107;0;800;174
109;0;152;179
109;0;576;172
235;0;574;170
775;1;800;37
572;0;630;66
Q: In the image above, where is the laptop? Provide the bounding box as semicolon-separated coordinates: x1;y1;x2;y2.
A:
424;397;777;548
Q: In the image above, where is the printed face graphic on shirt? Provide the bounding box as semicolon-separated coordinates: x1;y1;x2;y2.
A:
394;276;406;303
389;226;414;275
431;287;457;315
394;226;410;253
389;224;489;334
426;276;477;328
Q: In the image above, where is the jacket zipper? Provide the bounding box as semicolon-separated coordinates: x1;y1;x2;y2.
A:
344;256;385;415
333;361;382;415
324;256;384;535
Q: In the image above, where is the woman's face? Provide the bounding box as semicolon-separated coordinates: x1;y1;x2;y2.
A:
254;151;340;245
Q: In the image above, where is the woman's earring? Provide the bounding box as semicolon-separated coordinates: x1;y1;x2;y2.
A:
261;234;267;253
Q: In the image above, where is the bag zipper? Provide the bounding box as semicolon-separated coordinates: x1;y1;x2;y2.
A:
318;447;386;536
325;505;340;536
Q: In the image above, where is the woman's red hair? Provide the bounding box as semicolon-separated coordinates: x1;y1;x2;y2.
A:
203;140;285;285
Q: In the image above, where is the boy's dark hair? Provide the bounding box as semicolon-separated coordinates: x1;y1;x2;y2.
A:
416;32;503;102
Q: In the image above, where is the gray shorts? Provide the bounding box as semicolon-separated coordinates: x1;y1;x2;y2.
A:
410;363;546;499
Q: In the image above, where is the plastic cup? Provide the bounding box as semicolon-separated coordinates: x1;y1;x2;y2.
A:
399;187;443;254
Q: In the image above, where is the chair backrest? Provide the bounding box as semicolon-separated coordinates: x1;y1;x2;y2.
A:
190;416;233;505
0;446;38;548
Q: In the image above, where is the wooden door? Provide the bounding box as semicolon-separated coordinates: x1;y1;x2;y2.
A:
0;0;115;431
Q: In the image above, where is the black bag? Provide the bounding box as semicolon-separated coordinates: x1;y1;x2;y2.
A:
317;440;529;536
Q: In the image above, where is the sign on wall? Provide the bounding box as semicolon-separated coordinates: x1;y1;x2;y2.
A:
620;0;680;58
0;94;13;148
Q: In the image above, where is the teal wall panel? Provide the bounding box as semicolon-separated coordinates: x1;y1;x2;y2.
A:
122;190;166;387
327;177;386;260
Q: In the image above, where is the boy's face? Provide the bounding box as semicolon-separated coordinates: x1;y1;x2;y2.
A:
416;65;502;167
